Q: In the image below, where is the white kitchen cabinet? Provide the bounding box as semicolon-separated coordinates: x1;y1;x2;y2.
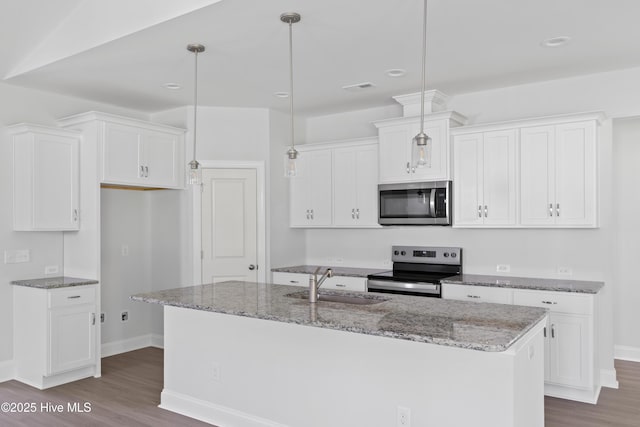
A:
441;283;513;304
9;124;80;231
272;272;367;292
290;138;379;228
452;129;517;227
103;121;183;188
520;120;598;227
13;284;98;389
332;142;378;227
290;149;333;227
58;111;185;190
373;112;466;183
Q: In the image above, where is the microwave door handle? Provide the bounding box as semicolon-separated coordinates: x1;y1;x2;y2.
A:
429;189;436;217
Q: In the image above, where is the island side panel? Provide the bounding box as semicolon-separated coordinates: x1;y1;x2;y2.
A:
161;306;544;427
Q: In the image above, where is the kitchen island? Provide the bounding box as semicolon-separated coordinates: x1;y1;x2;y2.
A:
132;281;547;427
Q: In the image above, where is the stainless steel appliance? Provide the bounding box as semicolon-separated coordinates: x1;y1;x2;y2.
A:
378;181;451;226
367;245;462;297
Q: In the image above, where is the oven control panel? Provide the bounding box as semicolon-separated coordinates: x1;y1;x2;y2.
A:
391;246;462;265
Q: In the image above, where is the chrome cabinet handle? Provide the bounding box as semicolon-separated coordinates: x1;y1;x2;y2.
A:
466;295;481;299
306;209;310;220
73;209;79;222
406;162;411;174
484;205;488;218
140;165;145;177
543;327;547;338
336;284;346;288
556;203;560;217
311;209;314;220
351;208;355;219
67;295;81;299
144;166;149;177
289;280;299;284
549;204;553;217
551;324;555;338
541;300;557;305
356;208;360;219
92;313;96;325
478;205;482;218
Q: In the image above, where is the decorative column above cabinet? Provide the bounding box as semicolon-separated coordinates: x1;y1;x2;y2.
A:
57;111;186;189
373;111;467;183
8;124;80;231
289;138;379;228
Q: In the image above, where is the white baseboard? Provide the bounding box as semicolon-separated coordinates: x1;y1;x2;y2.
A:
600;368;619;389
0;359;15;383
615;345;640;362
101;333;164;358
160;389;288;427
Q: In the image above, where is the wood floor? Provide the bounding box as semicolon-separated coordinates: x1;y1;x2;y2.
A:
0;348;638;426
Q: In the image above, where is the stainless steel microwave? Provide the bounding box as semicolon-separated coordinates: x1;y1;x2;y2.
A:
378;181;452;225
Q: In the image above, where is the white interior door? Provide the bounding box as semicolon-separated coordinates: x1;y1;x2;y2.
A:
201;168;258;284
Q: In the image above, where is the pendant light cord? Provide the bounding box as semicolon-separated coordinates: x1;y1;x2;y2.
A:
288;21;295;152
193;49;199;163
419;0;428;133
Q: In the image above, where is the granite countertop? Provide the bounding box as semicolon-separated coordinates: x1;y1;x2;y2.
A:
441;274;604;294
131;281;547;352
11;276;99;289
271;265;388;278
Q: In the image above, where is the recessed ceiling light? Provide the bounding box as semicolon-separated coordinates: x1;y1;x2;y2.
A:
274;92;289;98
386;69;406;77
162;83;182;90
541;36;571;48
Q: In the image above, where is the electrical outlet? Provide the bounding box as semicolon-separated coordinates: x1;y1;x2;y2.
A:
121;311;128;322
121;245;129;257
557;266;572;276
397;406;411;427
212;362;221;381
496;264;511;273
44;265;59;275
4;249;30;264
100;313;105;323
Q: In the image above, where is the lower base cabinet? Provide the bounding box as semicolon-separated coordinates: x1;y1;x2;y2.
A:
271;272;366;292
442;283;599;403
13;285;99;389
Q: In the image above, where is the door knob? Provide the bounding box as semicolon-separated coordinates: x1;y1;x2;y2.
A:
248;264;256;270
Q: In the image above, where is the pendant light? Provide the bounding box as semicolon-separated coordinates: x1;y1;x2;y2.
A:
187;43;205;185
411;0;431;170
281;12;301;178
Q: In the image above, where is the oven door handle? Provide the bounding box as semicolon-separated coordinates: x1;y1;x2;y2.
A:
367;279;440;294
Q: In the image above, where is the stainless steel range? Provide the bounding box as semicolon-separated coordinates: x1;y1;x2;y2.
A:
367;246;462;297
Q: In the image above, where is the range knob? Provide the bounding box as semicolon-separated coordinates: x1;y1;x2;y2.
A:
400;251;406;256
394;250;400;256
443;252;450;258
451;252;457;258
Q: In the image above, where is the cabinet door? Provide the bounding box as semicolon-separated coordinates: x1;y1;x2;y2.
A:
378;124;413;183
482;130;517;226
453;133;484;226
333;148;358;226
324;276;366;292
33;133;80;230
441;283;513;304
554;121;596;226
142;130;181;188
547;313;591;389
520;126;556;226
49;304;96;375
354;145;379;226
272;272;307;287
290;150;332;227
102;122;142;184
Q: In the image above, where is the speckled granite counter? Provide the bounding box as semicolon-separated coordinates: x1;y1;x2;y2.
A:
11;276;98;289
132;281;547;352
441;274;603;294
271;265;387;278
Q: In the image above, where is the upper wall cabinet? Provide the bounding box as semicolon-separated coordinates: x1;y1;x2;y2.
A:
373;112;466;183
9;124;81;231
451;112;603;228
57;112;185;189
290;138;379;228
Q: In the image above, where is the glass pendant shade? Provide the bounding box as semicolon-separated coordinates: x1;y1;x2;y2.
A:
188;159;201;185
284;147;298;177
411;131;430;169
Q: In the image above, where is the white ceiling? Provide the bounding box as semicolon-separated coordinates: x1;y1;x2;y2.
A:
3;0;640;116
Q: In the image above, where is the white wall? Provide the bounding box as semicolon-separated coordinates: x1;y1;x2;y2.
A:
301;66;640;383
0;82;149;366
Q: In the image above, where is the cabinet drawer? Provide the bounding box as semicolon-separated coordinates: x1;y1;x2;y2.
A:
49;286;96;308
442;284;513;304
272;272;307;287
325;276;366;292
513;290;592;315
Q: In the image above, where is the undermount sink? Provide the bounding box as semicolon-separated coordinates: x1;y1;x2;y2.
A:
285;291;388;305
